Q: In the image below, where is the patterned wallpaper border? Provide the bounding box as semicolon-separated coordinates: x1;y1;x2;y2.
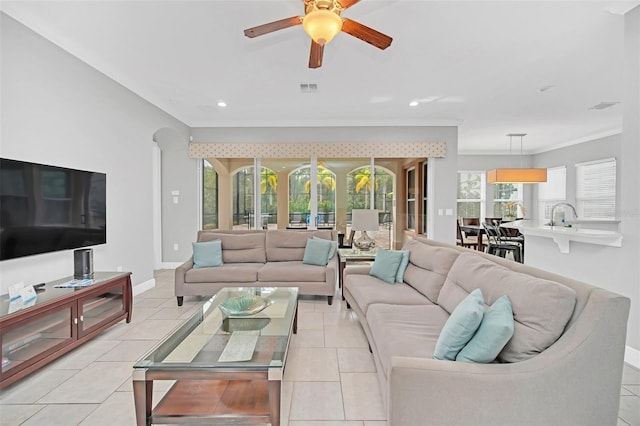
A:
188;142;447;159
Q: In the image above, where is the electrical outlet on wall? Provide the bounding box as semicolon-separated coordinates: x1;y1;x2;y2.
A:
173;244;179;251
116;266;123;272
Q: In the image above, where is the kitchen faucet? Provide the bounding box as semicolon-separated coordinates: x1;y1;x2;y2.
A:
549;203;578;226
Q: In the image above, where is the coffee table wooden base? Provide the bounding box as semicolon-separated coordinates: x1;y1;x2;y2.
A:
133;373;281;425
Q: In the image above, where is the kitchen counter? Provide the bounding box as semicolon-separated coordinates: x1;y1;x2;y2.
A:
501;219;623;254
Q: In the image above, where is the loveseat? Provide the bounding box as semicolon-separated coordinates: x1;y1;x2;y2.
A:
343;236;630;426
175;229;338;306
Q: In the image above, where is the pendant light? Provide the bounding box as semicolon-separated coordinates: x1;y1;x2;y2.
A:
487;133;547;184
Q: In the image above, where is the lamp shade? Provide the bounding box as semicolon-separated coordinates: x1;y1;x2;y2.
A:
302;10;343;45
351;209;379;231
487;168;547;184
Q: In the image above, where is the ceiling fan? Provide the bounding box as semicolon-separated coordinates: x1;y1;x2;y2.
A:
244;0;393;69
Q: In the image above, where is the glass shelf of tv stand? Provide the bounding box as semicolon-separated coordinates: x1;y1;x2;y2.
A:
2;303;75;376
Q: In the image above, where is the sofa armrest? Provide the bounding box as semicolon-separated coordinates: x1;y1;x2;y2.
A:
174;257;194;297
343;265;371;276
325;254;338;286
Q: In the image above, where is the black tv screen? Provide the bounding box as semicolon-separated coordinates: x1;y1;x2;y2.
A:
0;158;106;261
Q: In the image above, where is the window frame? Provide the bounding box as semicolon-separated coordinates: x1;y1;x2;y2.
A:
456;170;486;220
493;183;524;218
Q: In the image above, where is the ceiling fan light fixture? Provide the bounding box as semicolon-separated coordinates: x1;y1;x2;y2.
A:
303;9;343;45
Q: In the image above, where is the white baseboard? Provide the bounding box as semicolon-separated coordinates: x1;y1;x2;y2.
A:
133;277;155;296
161;262;182;269
625;345;640;369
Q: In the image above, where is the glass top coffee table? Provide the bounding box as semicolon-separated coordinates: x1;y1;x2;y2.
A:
132;287;298;426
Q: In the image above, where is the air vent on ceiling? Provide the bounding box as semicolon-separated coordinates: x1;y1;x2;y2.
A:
589;101;620;110
300;83;318;93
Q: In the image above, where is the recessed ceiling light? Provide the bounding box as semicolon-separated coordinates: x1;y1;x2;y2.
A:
409;100;419;107
217;100;227;107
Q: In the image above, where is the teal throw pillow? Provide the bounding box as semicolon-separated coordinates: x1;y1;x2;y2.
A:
395;250;410;283
313;236;338;259
369;249;405;284
303;238;332;266
192;240;223;268
456;295;515;363
433;289;484;361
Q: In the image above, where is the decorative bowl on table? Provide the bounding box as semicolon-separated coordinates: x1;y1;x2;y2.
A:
219;294;272;317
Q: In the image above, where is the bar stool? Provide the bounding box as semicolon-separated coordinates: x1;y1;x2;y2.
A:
482;223;522;263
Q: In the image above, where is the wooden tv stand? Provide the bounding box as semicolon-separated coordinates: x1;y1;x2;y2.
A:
0;272;132;388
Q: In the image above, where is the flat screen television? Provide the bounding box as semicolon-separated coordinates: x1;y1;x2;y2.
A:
0;158;106;261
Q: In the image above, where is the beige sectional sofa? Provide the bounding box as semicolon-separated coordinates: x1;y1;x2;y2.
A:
175;229;338;306
343;236;630;426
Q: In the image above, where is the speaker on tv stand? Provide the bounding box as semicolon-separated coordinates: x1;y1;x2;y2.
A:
74;248;94;279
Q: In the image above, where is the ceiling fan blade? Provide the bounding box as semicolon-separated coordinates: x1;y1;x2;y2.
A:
309;40;324;68
338;0;362;9
341;18;393;50
244;16;303;38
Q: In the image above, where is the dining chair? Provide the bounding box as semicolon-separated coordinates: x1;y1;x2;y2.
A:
457;221;479;250
482;223;522;263
484;217;503;227
462;217;480;236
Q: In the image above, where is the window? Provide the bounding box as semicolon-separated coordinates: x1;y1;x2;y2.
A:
202;160;218;229
457;171;485;219
576;158;616;220
232;167;254;228
231;166;278;229
406;168;416;230
260;168;278;228
538;166;566;220
493;183;523;218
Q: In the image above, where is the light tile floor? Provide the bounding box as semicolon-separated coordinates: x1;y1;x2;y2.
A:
1;269;639;426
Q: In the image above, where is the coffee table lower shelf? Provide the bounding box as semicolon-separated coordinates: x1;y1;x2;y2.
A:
135;375;281;425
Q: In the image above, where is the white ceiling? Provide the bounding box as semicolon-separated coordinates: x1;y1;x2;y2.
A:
2;0;638;154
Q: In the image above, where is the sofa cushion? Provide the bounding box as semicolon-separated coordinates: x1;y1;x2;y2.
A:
369;249;405;284
192;240;223;268
367;303;449;378
185;263;263;283
198;232;266;264
303;238;333;266
433;289;484;361
266;230;334;262
395;250;410;283
438;252;577;362
345;274;433;315
314;236;338;259
259;261;328;282
401;239;460;303
456;295;515;363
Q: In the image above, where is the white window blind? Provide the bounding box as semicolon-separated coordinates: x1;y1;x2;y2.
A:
538;166;566;219
576;158;616;220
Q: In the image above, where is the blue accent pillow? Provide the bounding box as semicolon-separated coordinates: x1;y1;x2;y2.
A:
313;236;338;259
433;289;484;361
369;249;405;284
395;250;410;283
456;295;515;363
303;238;332;266
192;240;223;268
